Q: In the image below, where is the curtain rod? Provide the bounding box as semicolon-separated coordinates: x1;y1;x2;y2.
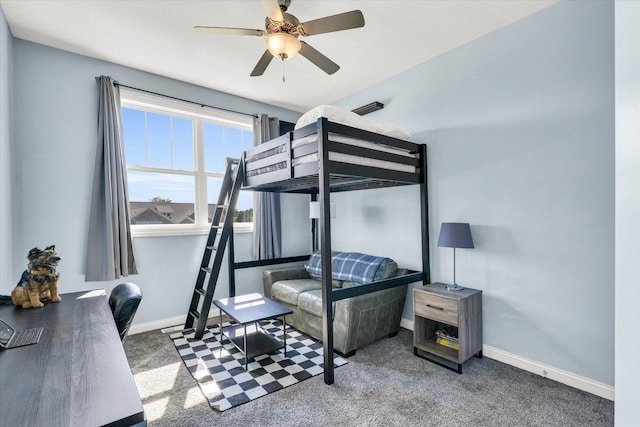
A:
113;82;258;119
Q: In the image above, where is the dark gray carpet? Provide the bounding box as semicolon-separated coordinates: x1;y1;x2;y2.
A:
123;327;613;427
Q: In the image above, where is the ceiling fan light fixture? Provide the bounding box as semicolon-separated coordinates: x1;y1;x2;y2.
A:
265;32;301;59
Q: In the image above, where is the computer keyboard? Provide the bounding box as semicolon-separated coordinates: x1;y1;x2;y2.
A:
9;327;43;348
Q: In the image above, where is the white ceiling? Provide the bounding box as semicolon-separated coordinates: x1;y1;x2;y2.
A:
1;0;557;112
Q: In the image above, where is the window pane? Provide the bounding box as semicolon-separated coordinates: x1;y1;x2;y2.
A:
207;176;252;223
207;176;222;223
243;130;253;149
122;108;194;171
235;191;253;223
204;123;224;173
128;170;195;225
122;108;146;166
172;117;194;170
225;127;242;160
147;112;172;168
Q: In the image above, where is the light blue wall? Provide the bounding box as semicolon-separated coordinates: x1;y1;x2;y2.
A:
0;7;13;293
615;1;640;424
4;0;618;390
9;39;308;324
335;1;614;386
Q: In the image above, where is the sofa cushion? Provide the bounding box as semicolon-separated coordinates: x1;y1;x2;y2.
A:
306;271;343;288
305;251;397;285
271;279;322;306
298;289;335;319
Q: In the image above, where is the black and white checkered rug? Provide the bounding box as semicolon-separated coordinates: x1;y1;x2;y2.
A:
170;320;348;411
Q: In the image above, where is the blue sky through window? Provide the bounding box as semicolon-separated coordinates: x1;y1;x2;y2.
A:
122;107;253;210
128;170;194;203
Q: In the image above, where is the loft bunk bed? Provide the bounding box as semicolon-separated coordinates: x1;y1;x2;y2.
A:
238;114;431;385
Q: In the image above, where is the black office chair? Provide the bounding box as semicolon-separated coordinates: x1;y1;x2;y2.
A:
109;282;142;342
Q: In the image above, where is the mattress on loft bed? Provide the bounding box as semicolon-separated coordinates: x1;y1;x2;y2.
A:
245;132;417;177
245;105;417;178
290;133;417;174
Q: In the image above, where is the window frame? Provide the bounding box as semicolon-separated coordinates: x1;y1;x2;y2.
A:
120;89;254;237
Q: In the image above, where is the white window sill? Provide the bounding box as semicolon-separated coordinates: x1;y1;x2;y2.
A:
131;223;253;238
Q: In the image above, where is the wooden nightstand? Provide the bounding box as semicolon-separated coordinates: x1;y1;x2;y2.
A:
413;283;482;374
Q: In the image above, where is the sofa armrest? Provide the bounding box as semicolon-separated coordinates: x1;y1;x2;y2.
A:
263;265;309;298
333;283;408;354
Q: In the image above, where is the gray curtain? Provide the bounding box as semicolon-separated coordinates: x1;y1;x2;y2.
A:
85;76;137;281
252;114;282;260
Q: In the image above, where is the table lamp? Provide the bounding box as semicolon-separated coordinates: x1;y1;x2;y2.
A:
437;222;474;291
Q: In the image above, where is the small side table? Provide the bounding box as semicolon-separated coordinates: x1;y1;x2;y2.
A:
213;293;293;371
413;283;482;374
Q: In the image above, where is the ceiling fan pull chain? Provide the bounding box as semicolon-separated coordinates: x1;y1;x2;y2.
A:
282;58;286;83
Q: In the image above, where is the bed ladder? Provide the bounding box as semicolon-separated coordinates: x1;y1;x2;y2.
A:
185;157;244;339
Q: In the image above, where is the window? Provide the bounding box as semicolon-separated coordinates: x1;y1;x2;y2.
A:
120;89;254;236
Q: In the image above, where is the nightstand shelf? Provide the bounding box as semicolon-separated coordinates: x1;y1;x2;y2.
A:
413;283;482;374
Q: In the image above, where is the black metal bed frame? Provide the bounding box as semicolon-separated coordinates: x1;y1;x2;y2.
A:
227;117;430;385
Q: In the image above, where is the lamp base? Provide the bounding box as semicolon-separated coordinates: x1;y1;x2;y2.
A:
446;284;464;291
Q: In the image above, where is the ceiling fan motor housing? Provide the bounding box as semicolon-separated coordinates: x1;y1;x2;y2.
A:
265;13;300;35
278;0;291;12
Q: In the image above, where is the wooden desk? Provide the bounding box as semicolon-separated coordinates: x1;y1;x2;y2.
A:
0;290;145;427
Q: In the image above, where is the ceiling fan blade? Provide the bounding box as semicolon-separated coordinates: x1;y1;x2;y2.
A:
298;41;340;75
260;0;284;22
250;50;275;76
194;26;265;36
299;10;364;36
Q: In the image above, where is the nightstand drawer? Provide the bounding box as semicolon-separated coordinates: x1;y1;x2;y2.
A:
414;291;458;326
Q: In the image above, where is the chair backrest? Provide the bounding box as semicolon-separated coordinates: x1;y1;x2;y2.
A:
109;282;142;342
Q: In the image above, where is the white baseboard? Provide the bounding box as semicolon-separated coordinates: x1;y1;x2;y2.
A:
128;308;222;336
482;345;614;401
401;320;614;401
400;317;414;331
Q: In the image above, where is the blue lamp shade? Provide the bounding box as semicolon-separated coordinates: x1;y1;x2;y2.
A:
438;222;474;291
437;223;474;249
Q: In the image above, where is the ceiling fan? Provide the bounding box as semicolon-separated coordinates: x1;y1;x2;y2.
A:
194;0;365;77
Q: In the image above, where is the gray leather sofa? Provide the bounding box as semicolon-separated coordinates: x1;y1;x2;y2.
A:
263;255;407;357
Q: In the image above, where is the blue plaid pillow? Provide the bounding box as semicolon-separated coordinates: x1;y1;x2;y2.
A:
304;251;326;277
305;251;395;285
